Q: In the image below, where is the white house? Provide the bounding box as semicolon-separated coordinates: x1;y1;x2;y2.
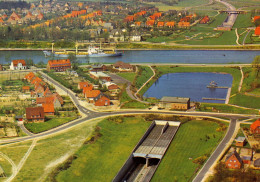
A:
10;60;27;70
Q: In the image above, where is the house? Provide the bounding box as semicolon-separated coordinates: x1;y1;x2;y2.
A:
255;26;260;36
7;12;22;24
240;148;253;164
235;136;246;147
90;72;111;81
95;96;110;106
22;86;30;93
158;96;190;110
53;93;64;105
157;21;164;27
47;59;71;72
43;87;52;97
165;22;175;28
200;16;210;24
42;103;55;115
103;82;120;93
83;85;94;94
225;150;243;169
15;115;23;122
85;90;101;103
24;72;35;82
254;158;260;168
36;96;61;108
89;64;107;72
26;107;45;123
10;60;27;70
31;77;44;86
178;22;190;28
34;84;45;97
253;16;260;22
113;61;133;72
146;20;155;27
250;119;260;134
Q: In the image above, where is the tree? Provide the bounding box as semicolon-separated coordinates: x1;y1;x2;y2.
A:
68;53;78;70
252;55;260;77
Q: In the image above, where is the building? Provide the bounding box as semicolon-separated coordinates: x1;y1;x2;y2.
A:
200;16;210;24
95;96;110;106
90;72;111;81
22;86;30;93
78;81;91;90
113;61;133;72
103;82;120;94
0;64;3;71
250;119;260;134
47;59;71;72
36;96;62;108
42;103;55;115
24;72;35;82
89;64;107;72
254;158;260;168
225;150;243;169
158;96;190;110
26;107;45;123
235;136;246;147
10;60;27;70
255;26;260;36
178;21;190;28
85;90;101;103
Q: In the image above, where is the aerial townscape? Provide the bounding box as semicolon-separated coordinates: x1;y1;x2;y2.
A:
0;0;259;182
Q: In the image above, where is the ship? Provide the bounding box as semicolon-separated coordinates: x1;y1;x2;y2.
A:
43;50;88;58
207;81;218;88
87;44;122;57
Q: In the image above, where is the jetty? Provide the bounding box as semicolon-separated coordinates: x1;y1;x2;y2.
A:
207;81;229;89
202;98;226;101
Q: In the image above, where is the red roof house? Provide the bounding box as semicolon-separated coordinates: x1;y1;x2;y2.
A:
250;119;260;134
85;90;101;103
26;107;45;123
113;61;133;72
42;103;55;115
165;22;175;28
253;16;260;22
255;26;260;36
200;16;210;24
146;20;155;27
78;81;91;90
95;96;110;106
10;60;27;70
24;72;35;82
157;21;164;27
225;150;243;169
22;86;30;93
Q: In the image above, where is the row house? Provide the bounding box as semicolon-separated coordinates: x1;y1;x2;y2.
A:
47;59;71;72
89;71;111;82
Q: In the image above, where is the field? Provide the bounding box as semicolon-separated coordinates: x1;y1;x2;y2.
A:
152;119;226;182
120;90;149;109
229;93;260;109
24;116;78;133
116;72;136;83
135;66;154;89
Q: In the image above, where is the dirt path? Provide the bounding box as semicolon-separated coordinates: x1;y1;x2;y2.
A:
235;28;241;45
0;152;17;182
238;66;244;92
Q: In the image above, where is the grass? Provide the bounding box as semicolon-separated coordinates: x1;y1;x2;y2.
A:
0;73;28;84
24;116;78;134
140;66;241;97
116;72;136;83
233;13;254;29
152;119;226;182
229;93;260;109
12;119;100;182
120;90;149;109
135;66;154;89
197;103;259;114
54;116;151;182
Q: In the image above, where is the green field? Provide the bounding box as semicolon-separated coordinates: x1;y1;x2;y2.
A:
229;93;260;109
116;72;136;83
25;116;78;133
197;103;258;114
135;66;154;89
152;119;226;182
54;117;151;182
120;90;149;109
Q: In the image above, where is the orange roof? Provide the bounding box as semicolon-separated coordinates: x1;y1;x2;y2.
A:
95;96;110;106
78;81;91;90
48;59;71;67
165;21;175;27
53;92;64;105
44;87;52;96
135;21;141;26
146;20;155;26
85;90;101;98
42;103;55;113
157;21;164;27
31;77;42;85
36;96;55;104
178;21;190;27
12;59;26;67
255;26;260;36
25;72;35;80
83;85;93;94
251;119;260;130
22;86;30;90
254;16;260;22
0;17;4;23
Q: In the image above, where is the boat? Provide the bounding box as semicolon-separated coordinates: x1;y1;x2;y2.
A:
43;50;88;58
87;44;122;57
207;81;218;88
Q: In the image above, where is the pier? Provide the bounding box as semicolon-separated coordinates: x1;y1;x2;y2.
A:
202;98;226;101
206;86;229;89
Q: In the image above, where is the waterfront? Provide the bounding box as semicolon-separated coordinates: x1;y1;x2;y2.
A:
144;72;233;103
0;50;259;64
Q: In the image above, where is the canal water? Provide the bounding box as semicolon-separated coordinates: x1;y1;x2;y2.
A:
0;50;259;64
143;72;233;103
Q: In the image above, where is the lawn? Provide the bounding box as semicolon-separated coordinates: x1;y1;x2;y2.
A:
233;13;254;29
229;93;260;109
197;103;259;114
24;116;78;133
135;66;154;89
120;90;149;109
54;117;151;182
116;72;136;83
151;119;226;181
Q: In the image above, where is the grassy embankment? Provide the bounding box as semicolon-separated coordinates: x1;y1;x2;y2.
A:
139;66;258;114
50;116;226;182
116;72;136;83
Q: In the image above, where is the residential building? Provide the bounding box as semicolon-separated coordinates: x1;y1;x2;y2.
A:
22;86;30;93
113;61;133;72
255;26;260;36
178;21;190;28
225;150;243;169
10;60;27;70
78;81;91;90
43;87;52;97
95;96;110;106
24;72;35;82
200;16;210;24
47;59;71;72
36;96;61;108
89;64;107;72
103;82;120;93
85;90;101;103
26;107;45;123
254;158;260;168
250;119;260;134
158;96;190;110
90;71;111;81
42;103;55;115
235;136;246;147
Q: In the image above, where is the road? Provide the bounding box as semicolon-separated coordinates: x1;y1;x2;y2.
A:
192;119;237;182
